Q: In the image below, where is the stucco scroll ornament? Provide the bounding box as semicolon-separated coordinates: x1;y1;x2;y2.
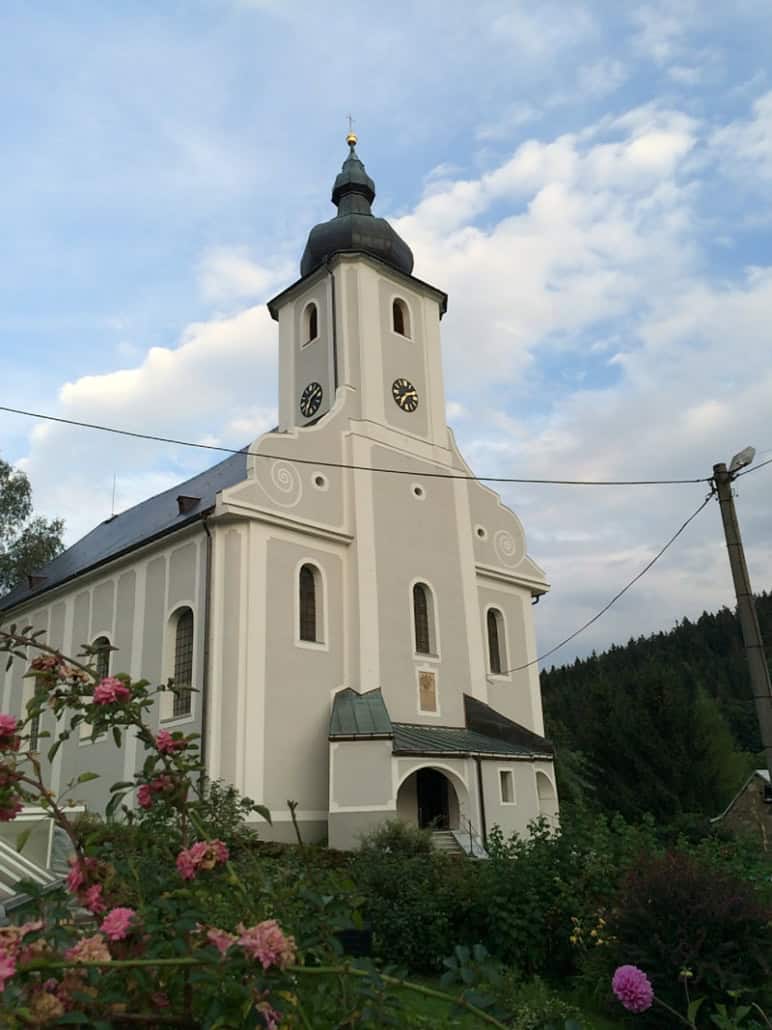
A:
494;528;524;568
258;459;304;508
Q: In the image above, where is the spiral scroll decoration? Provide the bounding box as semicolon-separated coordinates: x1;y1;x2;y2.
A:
494;528;523;567
259;460;303;508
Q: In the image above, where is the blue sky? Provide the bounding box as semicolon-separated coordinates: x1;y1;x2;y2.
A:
1;0;771;664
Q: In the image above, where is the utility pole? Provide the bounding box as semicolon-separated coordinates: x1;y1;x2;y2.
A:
713;457;772;783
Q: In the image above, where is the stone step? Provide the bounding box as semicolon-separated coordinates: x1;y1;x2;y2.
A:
431;830;464;854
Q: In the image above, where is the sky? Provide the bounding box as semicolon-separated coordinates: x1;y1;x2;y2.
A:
1;0;771;667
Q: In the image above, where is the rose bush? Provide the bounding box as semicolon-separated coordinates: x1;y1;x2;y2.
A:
0;624;510;1028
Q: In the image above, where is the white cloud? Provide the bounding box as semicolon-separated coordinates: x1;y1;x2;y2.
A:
198;247;294;304
576;58;628;99
712;90;772;181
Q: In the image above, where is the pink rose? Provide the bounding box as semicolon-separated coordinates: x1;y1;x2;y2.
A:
176;839;229;880
0;797;23;822
156;729;185;754
83;884;106;914
206;927;237;957
100;907;136;942
0;949;16;993
237;919;296;971
65;933;111;963
0;715;20;753
136;784;153;809
93;678;131;705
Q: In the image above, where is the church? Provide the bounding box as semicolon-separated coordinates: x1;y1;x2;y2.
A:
0;134;558;851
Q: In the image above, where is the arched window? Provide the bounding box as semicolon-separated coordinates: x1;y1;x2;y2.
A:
172;608;194;718
304;303;318;343
413;583;436;655
299;564;320;642
487;608;506;675
392;298;410;337
93;636;111;680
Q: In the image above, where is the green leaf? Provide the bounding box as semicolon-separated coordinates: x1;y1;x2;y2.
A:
47;739;62;763
688;998;705;1024
105;790;127;821
76;771;99;784
112;726;122;747
109;781;135;792
15;828;31;853
252;803;273;825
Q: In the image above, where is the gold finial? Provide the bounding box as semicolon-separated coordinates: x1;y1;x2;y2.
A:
346;113;357;147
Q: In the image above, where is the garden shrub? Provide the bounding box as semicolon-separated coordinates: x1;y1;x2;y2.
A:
597;850;772;1020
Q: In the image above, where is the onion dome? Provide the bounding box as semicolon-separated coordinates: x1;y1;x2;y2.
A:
300;133;414;278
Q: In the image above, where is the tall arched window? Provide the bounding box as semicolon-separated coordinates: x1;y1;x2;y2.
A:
299;564;320;642
487;608;506;675
172;608;194;718
413;583;436;655
93;636;111;680
304;302;318;343
392;298;409;337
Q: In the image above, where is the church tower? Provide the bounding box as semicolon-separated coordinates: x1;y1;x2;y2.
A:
206;134;558;848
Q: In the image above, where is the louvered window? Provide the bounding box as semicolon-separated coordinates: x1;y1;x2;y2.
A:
173;609;194;718
299;565;318;642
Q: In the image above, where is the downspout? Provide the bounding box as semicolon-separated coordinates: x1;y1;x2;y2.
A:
475;755;487;849
325;261;339;391
200;516;213;777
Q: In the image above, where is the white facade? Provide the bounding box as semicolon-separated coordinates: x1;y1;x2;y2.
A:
0;148;558;850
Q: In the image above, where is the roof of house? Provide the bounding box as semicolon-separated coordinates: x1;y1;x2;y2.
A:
0;448;249;613
711;768;771;823
328;687;553;758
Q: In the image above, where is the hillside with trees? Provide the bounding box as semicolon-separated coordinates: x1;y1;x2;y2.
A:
540;593;772;823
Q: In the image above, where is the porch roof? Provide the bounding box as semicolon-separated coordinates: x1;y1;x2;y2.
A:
391;723;541;758
329;688;393;738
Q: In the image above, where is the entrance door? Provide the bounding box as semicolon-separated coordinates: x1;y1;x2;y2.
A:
416;768;449;829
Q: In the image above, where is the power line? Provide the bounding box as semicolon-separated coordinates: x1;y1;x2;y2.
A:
500;489;716;675
735;456;772;479
0;405;711;487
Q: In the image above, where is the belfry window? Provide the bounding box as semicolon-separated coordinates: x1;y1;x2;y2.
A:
299;564;322;643
487;608;506;675
413;583;436;656
93;636;111;680
304;303;318;343
392;298;409;337
172;608;194;718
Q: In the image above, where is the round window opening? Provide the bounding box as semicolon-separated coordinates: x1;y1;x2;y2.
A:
476;526;487;540
412;484;425;500
313;474;328;490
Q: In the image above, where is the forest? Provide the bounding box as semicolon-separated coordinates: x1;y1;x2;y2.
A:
540;592;772;824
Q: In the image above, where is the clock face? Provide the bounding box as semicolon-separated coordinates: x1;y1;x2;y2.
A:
299;381;323;418
392;377;419;413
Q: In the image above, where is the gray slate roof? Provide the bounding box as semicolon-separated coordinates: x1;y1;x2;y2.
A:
328;688;552;758
0;449;249;612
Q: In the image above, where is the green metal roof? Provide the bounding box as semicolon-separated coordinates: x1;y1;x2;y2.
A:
391;723;541;758
329;688;553;759
329;688;393;738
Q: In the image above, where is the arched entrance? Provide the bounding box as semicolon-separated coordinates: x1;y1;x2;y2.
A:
397;768;461;830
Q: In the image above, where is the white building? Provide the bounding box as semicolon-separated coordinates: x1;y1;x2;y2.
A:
0;136;558;850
